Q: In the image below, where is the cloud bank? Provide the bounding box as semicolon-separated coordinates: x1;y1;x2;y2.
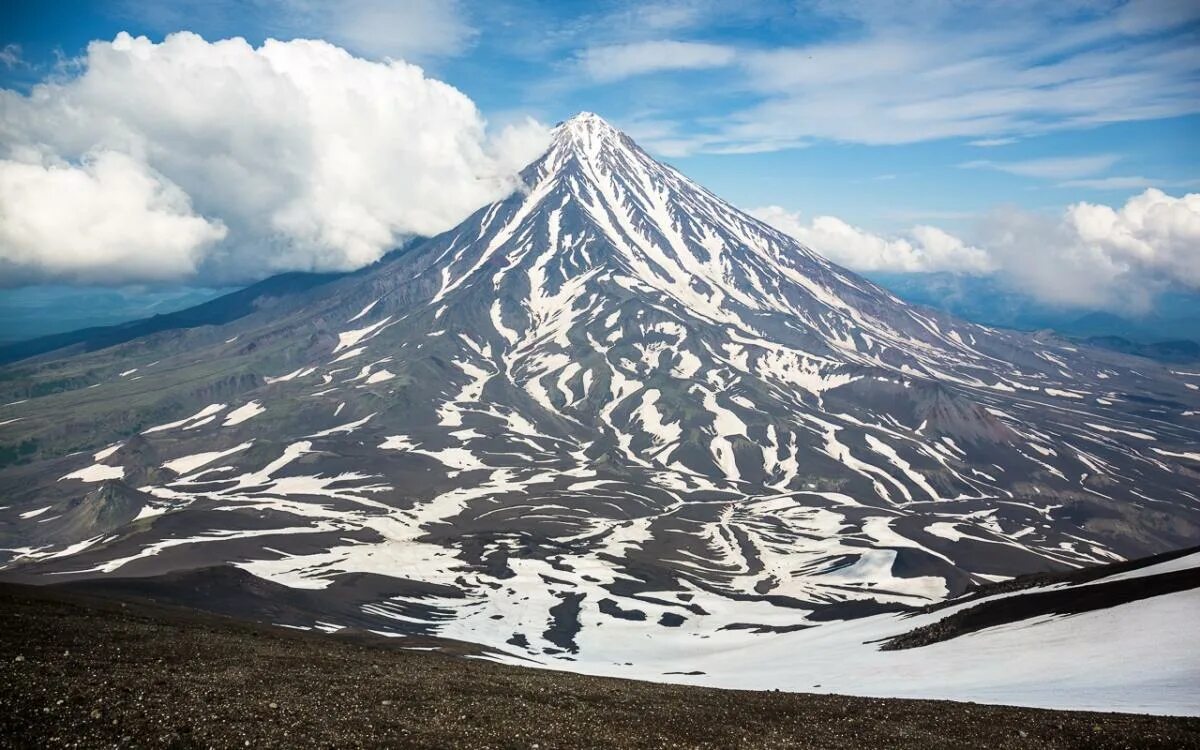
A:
985;188;1200;311
0;151;227;284
753;188;1200;312
0;32;549;286
749;207;995;275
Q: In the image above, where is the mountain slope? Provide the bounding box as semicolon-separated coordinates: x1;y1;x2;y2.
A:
8;584;1200;749
0;272;344;366
0;239;433;367
1;114;1198;694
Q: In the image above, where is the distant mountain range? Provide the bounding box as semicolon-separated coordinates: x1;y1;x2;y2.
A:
867;272;1200;345
1;113;1197;710
5;256;1196;367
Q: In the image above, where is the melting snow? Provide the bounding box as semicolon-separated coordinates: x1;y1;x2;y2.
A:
61;464;125;482
143;404;226;434
163;442;253;475
223;401;265;427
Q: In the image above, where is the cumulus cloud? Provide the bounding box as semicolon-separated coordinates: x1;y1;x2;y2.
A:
578;40;735;82
0;151;227;284
0;32;549;286
749;206;996;275
983;188;1200;311
1072;189;1200;288
755;189;1200;313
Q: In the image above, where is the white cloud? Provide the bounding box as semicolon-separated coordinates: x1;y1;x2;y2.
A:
120;0;476;61
585;1;715;34
289;0;477;61
623;116;808;157
969;137;1018;147
1057;176;1200;191
0;44;22;69
1064;188;1200;289
755;188;1200;313
0;32;549;286
971;188;1200;313
651;1;1200;152
960;155;1121;180
630;3;707;31
749;206;996;274
579;40;735;82
0;151;227;284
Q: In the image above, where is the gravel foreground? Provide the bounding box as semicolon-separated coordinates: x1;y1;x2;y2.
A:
1;583;1197;750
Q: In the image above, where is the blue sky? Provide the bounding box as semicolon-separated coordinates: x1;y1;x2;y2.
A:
4;1;1198;228
1;0;1198;334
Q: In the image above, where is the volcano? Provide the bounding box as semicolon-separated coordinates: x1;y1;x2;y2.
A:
2;113;1198;711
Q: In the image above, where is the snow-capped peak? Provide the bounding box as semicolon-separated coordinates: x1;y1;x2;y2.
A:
556;111;620;136
11;99;1199;715
542;111;640;176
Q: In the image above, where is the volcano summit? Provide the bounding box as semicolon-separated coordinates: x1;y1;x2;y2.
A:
1;113;1198;712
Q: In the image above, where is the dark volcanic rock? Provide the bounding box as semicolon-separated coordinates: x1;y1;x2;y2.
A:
1;112;1198;676
1;583;1198;750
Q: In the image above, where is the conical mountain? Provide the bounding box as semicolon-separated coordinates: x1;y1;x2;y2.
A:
1;113;1198;665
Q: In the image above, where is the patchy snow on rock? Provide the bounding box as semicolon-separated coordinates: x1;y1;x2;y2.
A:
348;299;380;323
307;413;376;438
334;317;394;353
265;367;317;384
61;463;125;482
143;404;227;434
93;443;122;461
163;442;254;475
223;401;265;427
364;369;396;385
1153;447;1200;461
1087;422;1157;440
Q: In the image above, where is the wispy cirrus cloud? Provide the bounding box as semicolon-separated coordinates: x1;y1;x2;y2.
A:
968;137;1019;147
116;0;478;61
608;1;721;33
1057;176;1200;190
0;44;23;70
577;40;736;83
960;155;1122;180
305;0;478;61
614;1;1200;154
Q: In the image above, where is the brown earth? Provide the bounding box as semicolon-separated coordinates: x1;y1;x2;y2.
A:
1;582;1197;750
